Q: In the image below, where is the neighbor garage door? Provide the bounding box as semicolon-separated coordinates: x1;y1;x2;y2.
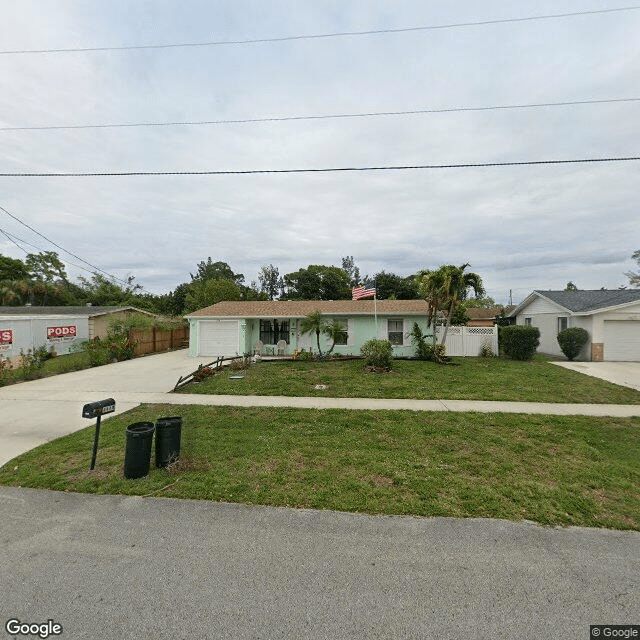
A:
197;320;240;357
604;320;640;361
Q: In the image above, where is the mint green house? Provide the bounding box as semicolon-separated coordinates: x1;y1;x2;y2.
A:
186;300;432;358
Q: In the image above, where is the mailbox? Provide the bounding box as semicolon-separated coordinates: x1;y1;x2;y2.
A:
82;398;116;470
82;398;116;419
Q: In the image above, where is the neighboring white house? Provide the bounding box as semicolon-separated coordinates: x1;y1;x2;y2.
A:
509;290;640;361
0;305;154;361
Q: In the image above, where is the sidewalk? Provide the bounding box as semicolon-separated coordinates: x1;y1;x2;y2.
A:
120;391;640;417
1;347;639;467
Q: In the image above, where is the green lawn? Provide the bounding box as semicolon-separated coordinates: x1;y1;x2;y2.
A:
177;356;640;404
1;351;92;385
2;403;638;530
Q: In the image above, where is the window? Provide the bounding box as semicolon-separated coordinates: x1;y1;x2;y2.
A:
524;317;532;326
259;320;289;345
558;317;568;333
334;328;348;345
388;319;403;345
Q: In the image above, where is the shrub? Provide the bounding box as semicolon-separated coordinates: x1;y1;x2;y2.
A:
500;325;540;361
296;349;314;362
360;339;394;370
81;338;112;367
479;341;496;357
0;357;12;384
557;327;589;361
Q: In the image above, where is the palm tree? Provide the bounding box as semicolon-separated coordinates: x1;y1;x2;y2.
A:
323;320;347;356
416;264;484;346
300;310;326;356
415;268;447;345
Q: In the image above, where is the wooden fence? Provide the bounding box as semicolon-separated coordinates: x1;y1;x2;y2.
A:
130;325;189;356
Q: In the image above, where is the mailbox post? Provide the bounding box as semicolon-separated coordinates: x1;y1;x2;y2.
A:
82;398;115;470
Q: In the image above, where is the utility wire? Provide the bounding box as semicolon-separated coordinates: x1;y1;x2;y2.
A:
0;6;638;55
0;227;99;276
0;157;638;177
0;203;133;286
1;97;638;132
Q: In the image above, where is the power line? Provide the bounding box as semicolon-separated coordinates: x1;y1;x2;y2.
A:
0;203;133;286
0;156;638;177
1;6;638;55
1;97;638;132
0;227;99;276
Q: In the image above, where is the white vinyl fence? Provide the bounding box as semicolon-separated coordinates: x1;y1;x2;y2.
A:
435;325;498;357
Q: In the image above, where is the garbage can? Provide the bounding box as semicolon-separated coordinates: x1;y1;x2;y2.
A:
155;416;182;468
124;422;155;479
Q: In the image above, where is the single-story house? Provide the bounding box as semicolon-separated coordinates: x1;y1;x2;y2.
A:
467;306;515;327
185;300;432;358
0;305;155;360
508;290;640;361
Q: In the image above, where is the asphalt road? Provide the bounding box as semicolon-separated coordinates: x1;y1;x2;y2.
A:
1;487;638;640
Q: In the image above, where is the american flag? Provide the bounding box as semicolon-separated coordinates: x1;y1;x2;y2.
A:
352;282;376;300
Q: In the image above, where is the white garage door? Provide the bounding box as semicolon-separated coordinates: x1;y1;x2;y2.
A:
604;320;640;361
198;320;239;357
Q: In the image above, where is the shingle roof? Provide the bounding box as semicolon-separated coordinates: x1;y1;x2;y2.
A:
467;306;513;320
187;299;431;318
0;306;150;317
535;290;640;313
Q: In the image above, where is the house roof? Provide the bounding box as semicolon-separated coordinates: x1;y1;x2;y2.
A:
187;299;431;318
510;290;640;316
0;305;153;317
467;306;513;321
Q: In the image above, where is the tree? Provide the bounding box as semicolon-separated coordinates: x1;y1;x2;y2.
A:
341;256;361;288
415;268;447;346
25;251;68;283
283;265;351;300
324;320;347;356
625;250;640;287
416;264;484;346
0;254;30;281
564;282;578;291
190;258;244;285
77;273;145;307
184;278;242;313
258;264;280;300
300;310;326;355
373;270;419;299
462;295;496;309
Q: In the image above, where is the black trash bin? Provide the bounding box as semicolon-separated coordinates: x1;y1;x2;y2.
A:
124;422;155;479
155;416;182;468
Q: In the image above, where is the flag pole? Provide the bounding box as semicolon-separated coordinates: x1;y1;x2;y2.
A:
374;289;378;338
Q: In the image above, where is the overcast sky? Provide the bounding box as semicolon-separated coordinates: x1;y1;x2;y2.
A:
0;1;638;304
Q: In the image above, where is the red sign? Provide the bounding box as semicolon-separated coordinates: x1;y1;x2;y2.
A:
47;325;77;339
0;330;13;344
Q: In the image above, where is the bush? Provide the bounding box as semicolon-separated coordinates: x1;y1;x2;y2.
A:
557;327;588;361
501;325;540;361
296;349;314;362
479;341;496;358
360;339;394;370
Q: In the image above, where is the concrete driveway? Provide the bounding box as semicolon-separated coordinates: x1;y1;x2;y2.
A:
553;361;640;391
0;350;212;467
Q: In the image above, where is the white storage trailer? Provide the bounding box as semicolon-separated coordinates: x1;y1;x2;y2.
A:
0;306;152;360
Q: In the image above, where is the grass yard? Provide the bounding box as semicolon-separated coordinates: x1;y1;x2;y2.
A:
177;356;640;404
1;351;92;385
1;403;638;530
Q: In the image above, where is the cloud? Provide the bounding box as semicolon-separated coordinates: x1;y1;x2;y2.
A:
0;1;638;303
